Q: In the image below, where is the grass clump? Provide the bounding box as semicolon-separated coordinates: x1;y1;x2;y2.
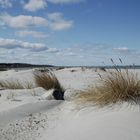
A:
0;80;24;89
0;80;34;89
77;59;140;107
34;71;64;93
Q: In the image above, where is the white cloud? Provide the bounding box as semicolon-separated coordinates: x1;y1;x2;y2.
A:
64;52;77;56
113;47;140;58
48;12;73;30
0;13;48;28
0;0;12;8
113;47;133;54
0;13;73;30
16;30;49;39
48;0;84;4
46;48;59;53
23;0;47;12
49;20;73;30
0;38;48;51
114;47;130;52
23;0;84;12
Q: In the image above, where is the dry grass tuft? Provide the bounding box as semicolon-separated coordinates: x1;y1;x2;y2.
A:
34;71;64;92
0;80;34;89
77;60;140;107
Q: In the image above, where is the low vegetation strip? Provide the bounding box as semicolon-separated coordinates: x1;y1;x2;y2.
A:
0;80;34;89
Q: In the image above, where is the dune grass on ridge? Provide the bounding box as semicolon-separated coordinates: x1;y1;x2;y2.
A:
77;68;140;107
34;71;64;93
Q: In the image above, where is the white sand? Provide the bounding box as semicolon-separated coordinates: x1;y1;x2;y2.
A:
0;68;140;140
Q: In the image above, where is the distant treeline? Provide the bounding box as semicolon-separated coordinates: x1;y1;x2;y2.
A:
0;63;140;69
0;63;54;69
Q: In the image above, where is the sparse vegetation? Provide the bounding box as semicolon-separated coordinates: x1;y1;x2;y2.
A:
34;71;64;93
7;92;15;100
35;68;50;73
24;81;35;89
55;67;65;71
0;80;34;89
77;59;140;107
81;67;86;72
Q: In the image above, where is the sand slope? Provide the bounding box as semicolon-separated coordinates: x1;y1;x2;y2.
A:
0;68;140;140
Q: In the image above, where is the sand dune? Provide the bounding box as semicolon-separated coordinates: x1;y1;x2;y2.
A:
0;68;140;140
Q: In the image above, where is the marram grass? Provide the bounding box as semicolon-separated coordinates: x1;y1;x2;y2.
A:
77;69;140;107
34;71;64;93
0;80;34;89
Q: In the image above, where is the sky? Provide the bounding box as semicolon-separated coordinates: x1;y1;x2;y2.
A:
0;0;140;66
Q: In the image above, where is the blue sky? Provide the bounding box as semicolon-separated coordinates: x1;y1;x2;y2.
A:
0;0;140;66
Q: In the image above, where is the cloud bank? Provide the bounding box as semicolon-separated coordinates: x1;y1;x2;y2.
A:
0;13;73;30
48;12;73;30
16;30;49;39
0;38;48;51
0;13;48;28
